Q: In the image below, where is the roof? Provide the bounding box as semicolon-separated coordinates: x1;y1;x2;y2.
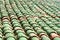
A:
0;0;60;40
